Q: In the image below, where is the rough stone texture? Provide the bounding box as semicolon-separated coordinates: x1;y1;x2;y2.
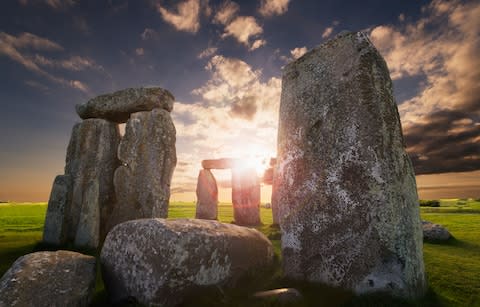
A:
74;180;100;248
272;32;425;298
195;169;218;220
101;218;274;306
202;158;237;169
422;221;452;241
43;175;72;245
232;168;261;226
65;119;120;245
0;250;96;307
112;109;176;228
76;87;174;123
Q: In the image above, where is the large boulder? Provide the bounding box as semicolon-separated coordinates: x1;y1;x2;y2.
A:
232;168;261;226
65;119;120;247
195;169;218;220
112;109;176;227
43;174;72;245
272;32;426;298
101;218;274;306
0;251;96;307
422;221;452;241
75;87;174;123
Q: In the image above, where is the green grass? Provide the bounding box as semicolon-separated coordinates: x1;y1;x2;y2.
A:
1;199;479;306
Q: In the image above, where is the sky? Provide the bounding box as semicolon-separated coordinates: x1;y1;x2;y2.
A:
0;0;479;202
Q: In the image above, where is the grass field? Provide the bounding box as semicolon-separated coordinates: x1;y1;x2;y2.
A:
1;200;479;306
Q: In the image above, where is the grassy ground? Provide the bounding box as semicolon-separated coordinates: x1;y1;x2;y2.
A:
0;200;479;306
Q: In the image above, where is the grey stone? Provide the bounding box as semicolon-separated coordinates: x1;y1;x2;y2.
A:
112;109;176;227
101;218;274;306
422;220;452;241
0;250;96;307
65;119;120;245
76;87;174;123
232;168;261;226
253;288;303;305
43;175;72;245
74;180;100;249
272;32;426;298
195;169;218;220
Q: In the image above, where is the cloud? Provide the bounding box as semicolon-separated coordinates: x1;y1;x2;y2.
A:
222;16;265;49
18;0;76;10
141;28;158;40
322;27;333;38
213;0;239;25
229;96;257;120
0;31;91;93
135;48;144;56
250;39;266;51
370;0;480;174
290;46;307;59
258;0;290;17
197;47;218;59
33;54;103;71
157;0;201;33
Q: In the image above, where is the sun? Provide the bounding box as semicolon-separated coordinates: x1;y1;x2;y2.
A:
229;145;274;177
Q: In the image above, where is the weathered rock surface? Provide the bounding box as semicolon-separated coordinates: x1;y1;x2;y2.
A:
232;168;261;226
0;250;96;307
202;158;237;169
422;221;452;241
195;169;218;220
272;32;425;298
112;109;176;227
43;175;71;245
75;87;174;123
74;180;100;248
65;119;120;245
101;218;274;306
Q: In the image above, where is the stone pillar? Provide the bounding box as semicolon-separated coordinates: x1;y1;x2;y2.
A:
65;119;120;247
272;32;425;298
232;168;261;226
195;169;218;220
113;108;176;227
43;175;72;245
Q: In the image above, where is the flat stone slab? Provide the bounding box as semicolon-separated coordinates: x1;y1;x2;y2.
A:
202;158;237;169
0;251;96;307
76;87;175;123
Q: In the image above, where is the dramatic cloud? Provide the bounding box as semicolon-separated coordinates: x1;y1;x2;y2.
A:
213;0;239;25
370;0;480;174
222;16;264;49
197;47;218;59
258;0;290;17
157;0;201;33
0;31;92;93
290;46;307;59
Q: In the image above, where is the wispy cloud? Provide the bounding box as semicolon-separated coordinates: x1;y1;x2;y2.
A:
18;0;76;10
290;46;307;59
156;0;201;33
0;31;92;94
258;0;290;17
222;16;265;50
213;0;239;25
370;0;480;174
197;47;218;59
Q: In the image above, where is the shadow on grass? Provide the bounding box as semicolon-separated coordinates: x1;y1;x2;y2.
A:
424;236;480;251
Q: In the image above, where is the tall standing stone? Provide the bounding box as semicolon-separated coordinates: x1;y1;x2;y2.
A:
231;168;261;226
43;175;72;245
74;180;100;248
272;32;425;298
65;119;120;245
112;108;176;227
195;169;218;220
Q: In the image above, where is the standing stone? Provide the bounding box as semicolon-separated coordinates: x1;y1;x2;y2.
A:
0;251;96;307
43;175;72;245
65;119;120;245
195;169;218;220
112;108;176;227
75;87;174;123
74;180;100;248
272;32;425;298
232;168;261;226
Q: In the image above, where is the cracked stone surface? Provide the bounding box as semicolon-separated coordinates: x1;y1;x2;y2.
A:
272;31;426;298
195;169;218;220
